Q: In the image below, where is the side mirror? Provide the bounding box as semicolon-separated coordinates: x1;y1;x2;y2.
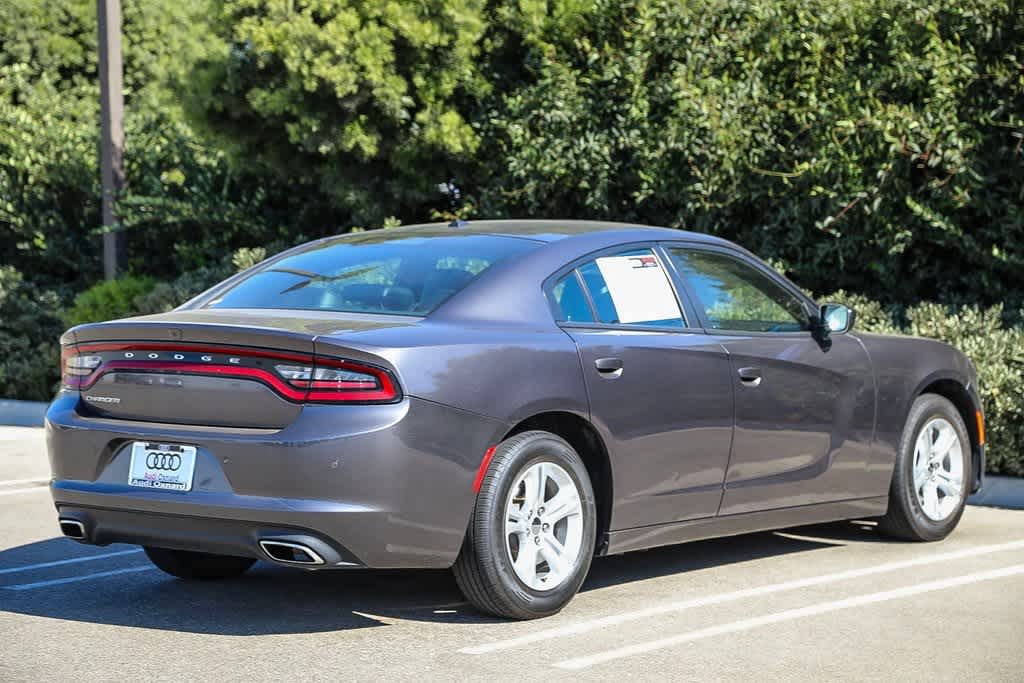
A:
819;303;855;335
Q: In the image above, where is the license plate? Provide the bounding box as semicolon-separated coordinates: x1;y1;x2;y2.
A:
128;442;197;491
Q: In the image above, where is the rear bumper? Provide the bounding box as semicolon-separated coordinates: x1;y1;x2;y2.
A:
54;503;359;567
45;392;507;568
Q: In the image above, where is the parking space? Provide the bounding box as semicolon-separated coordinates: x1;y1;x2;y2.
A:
1;428;1021;681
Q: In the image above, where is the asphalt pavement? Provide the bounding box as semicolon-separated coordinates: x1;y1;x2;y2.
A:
1;426;1021;681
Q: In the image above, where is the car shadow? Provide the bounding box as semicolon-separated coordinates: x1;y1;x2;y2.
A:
0;521;881;635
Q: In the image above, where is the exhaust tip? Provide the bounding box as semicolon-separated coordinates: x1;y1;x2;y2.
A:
59;518;86;540
259;539;325;566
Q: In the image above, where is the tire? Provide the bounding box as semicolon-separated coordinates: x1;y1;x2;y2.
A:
144;546;256;580
878;394;971;541
453;430;597;619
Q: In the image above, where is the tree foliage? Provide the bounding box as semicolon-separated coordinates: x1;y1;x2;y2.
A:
188;0;488;225
474;0;1024;308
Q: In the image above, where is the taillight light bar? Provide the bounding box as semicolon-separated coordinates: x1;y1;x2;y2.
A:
60;343;400;404
273;357;397;402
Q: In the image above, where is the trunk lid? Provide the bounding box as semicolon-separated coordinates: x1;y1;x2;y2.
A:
63;309;412;428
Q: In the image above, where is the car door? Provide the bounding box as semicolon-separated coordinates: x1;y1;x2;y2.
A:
663;244;876;515
547;245;734;530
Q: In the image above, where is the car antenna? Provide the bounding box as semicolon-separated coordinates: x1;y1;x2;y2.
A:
438;178;466;227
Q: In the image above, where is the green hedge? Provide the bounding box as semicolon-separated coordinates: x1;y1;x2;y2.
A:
65;276;158;328
186;0;1024;310
0;267;63;402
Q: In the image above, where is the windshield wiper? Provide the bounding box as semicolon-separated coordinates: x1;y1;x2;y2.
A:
266;265;378;294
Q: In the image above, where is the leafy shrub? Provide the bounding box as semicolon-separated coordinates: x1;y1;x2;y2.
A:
0;0;308;298
134;264;234;315
231;247;267;272
134;245;277;315
65;276;157;327
0;267;63;401
472;0;1024;310
820;290;903;335
188;0;487;226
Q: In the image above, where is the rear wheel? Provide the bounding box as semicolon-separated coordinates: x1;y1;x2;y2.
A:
144;547;256;580
454;430;596;619
878;394;970;541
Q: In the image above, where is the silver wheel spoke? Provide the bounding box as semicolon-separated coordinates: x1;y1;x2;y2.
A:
913;431;932;480
512;537;539;584
506;500;530;535
522;466;543;510
922;480;940;519
931;425;956;461
533;463;548;506
915;430;931;460
936;473;962;499
542;489;580;524
913;451;930;482
540;535;570;581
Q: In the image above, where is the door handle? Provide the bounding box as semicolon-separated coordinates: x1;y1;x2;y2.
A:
737;366;762;387
595;357;624;378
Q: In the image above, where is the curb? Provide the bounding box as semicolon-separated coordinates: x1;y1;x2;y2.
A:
0;400;49;427
969;475;1024;511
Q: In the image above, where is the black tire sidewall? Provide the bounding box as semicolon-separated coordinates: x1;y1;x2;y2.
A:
895;396;971;540
478;432;596;617
144;546;255;579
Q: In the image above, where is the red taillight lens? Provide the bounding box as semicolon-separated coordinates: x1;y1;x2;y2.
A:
61;348;101;387
275;358;398;403
274;364;380;390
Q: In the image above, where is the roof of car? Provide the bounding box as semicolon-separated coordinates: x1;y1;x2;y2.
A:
372;219;722;244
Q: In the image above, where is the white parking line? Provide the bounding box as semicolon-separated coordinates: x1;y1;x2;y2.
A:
0;478;50;487
0;432;45;442
0;549;143;575
0;486;49;497
461;538;1024;655
554;563;1024;669
2;565;154;591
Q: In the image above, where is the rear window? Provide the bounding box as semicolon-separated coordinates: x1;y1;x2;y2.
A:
206;233;539;315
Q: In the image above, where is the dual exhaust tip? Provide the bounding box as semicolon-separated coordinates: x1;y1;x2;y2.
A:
59;518;86;540
58;518;328;567
258;540;325;565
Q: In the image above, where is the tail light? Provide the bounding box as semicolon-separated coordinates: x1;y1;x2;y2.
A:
61;347;101;387
60;343;400;404
274;358;398;403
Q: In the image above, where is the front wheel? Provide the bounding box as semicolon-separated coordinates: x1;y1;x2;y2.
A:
878;394;971;541
454;430;597;619
144;547;256;580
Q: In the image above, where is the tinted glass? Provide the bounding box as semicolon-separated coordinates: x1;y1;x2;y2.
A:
551;272;595;323
207;233;539;315
668;248;809;332
575;249;685;328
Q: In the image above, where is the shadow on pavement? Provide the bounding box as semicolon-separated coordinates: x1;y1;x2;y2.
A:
0;521;876;635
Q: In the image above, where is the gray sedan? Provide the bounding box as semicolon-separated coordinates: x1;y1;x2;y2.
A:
47;220;985;618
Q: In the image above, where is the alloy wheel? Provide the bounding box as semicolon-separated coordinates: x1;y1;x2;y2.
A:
504;461;584;591
912;417;965;522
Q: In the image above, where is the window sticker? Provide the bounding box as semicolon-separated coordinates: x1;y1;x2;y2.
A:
594;255;682;324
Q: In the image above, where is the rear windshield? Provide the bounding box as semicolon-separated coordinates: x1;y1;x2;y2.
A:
205;232;539;315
